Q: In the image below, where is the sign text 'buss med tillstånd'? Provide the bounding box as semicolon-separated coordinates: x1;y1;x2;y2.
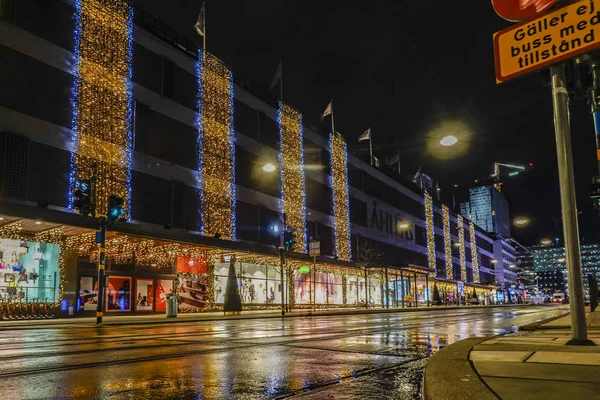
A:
494;0;600;83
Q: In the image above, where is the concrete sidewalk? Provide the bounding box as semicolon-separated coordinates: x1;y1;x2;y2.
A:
424;310;600;400
0;303;532;330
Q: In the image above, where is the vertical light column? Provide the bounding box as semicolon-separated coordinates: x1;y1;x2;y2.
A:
442;205;452;279
458;214;467;281
424;192;436;275
196;50;236;240
278;102;307;252
470;222;480;283
329;133;351;261
70;0;133;217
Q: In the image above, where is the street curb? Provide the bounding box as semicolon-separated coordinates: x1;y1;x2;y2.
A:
520;312;570;331
0;304;532;330
423;337;499;400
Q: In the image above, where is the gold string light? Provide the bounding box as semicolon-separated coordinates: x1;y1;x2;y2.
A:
0;220;23;240
64;232;97;257
442;205;452;279
469;222;480;283
34;226;64;244
428;279;457;294
196;51;235;240
424;192;436;274
278;102;307;252
342;274;347;305
71;0;133;217
330;133;351;261
457;214;466;282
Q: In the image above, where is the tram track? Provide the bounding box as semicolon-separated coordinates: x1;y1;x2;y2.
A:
0;314;490;378
0;313;490;359
273;357;428;399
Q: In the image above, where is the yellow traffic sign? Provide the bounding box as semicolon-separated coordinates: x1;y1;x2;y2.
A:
494;0;600;83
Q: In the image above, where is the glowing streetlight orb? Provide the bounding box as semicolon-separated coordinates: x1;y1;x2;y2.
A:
540;238;552;246
262;163;276;172
514;217;530;227
440;135;458;147
397;221;410;230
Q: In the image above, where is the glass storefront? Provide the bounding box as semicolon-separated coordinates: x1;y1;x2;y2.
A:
213;261;282;306
0;239;60;303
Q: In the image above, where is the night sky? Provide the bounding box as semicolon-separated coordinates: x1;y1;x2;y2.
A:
133;0;600;245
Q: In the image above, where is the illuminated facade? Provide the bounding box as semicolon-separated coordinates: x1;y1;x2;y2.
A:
442;205;452;279
330;133;351;261
0;0;507;316
278;102;307;252
424;191;436;275
70;0;133;217
196;50;236;240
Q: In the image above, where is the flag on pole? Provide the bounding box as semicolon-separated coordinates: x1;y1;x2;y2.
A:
358;128;371;142
194;2;206;36
269;61;282;90
321;101;332;121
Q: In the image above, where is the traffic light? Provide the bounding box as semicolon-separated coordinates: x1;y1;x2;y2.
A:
283;227;296;252
107;195;125;224
73;179;91;216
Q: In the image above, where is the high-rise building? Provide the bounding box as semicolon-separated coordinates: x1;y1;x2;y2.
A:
460;185;511;237
530;244;600;293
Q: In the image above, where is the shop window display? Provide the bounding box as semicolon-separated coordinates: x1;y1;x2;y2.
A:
294;270;312;305
0;240;60;303
178;275;209;310
347;276;360;305
106;276;131;312
313;272;343;305
135;278;154;311
368;276;382;306
177;254;209;311
266;265;282;305
328;273;343;304
213;261;279;305
78;276;98;311
155;279;173;312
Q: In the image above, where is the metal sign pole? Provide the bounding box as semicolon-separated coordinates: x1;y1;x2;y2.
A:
550;63;593;345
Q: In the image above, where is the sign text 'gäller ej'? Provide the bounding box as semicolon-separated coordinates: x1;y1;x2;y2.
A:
494;0;600;83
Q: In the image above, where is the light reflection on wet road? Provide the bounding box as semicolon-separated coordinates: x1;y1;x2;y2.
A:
0;306;566;399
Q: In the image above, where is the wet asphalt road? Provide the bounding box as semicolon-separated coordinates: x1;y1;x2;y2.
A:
0;305;566;400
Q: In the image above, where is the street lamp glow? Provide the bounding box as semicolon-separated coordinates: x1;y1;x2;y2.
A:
440;135;458;147
397;221;410;230
540;238;552;246
514;217;530;227
262;163;276;172
557;257;565;263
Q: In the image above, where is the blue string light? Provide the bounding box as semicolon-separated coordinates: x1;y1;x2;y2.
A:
195;50;204;234
124;5;134;220
229;59;237;240
68;0;83;212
